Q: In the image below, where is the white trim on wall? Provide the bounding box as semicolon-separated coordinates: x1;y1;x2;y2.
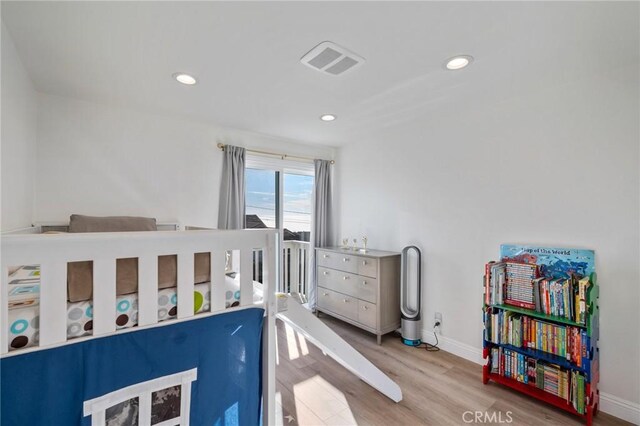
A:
599;393;640;425
422;329;484;365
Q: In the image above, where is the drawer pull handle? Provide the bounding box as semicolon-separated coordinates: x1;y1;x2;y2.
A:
343;276;349;280
342;257;349;262
323;254;329;259
323;292;329;296
362;281;367;285
343;299;348;303
323;271;329;275
362;306;369;310
362;260;367;265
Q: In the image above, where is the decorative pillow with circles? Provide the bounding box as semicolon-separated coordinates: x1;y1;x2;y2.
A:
8;283;228;351
8;272;246;351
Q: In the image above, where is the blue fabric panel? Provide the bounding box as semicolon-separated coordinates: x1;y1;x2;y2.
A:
1;308;264;426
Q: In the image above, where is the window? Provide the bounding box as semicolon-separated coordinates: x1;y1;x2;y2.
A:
83;368;198;426
244;155;314;295
283;173;313;242
245;168;277;229
245;169;313;240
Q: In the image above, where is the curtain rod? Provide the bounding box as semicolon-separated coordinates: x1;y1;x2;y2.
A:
216;143;335;165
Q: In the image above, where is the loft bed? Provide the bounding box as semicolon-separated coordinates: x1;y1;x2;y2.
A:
1;219;277;425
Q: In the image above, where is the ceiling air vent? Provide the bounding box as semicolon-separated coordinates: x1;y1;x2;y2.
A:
300;41;365;76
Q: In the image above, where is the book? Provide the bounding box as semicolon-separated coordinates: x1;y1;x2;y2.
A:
578;276;590;325
503;262;537;309
484;262;494;305
532;277;544;312
485;262;506;305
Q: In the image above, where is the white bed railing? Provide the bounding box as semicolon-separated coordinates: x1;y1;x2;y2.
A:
283;240;310;296
1;228;278;425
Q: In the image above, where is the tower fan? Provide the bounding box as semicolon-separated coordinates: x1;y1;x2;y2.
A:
400;246;422;346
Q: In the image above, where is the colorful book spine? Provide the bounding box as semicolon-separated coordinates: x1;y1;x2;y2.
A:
485;309;587;365
490;347;586;404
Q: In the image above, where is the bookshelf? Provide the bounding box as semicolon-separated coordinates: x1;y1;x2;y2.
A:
482;245;599;426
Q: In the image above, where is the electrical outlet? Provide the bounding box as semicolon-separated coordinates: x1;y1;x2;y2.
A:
434;312;443;333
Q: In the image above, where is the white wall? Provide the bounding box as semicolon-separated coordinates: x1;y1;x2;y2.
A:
35;93;335;228
337;65;640;414
1;22;38;231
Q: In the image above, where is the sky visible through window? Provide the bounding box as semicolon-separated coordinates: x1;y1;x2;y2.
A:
246;168;313;233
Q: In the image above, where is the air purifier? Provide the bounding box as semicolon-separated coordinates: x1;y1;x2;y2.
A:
400;246;422;346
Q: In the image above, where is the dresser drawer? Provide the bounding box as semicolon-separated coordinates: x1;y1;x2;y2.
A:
356;275;378;303
317;250;359;274
317;287;358;321
358;257;378;278
358;300;377;329
317;267;378;303
317;250;379;278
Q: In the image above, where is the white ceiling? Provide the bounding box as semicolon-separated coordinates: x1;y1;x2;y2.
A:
2;1;638;146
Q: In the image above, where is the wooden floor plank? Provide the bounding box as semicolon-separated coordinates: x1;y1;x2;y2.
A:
276;316;631;426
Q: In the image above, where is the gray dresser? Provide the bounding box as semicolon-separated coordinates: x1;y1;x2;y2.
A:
316;247;401;344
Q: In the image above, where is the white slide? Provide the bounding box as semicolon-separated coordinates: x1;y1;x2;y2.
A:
276;295;403;403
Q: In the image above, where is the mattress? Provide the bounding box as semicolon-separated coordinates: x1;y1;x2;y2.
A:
8;267;262;351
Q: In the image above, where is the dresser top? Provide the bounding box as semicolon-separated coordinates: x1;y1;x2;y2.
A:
317;246;400;258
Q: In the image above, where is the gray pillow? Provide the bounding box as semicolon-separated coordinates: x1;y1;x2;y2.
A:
158;254;211;289
67;215;157;302
68;214;157;232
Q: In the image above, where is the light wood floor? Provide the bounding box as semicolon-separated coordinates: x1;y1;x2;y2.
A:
275;316;631;426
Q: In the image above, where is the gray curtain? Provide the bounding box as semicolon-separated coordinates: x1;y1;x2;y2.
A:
218;145;246;230
309;159;333;309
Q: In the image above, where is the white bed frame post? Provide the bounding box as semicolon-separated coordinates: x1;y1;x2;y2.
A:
0;262;8;352
262;231;278;426
137;255;158;326
92;259;117;337
176;252;195;319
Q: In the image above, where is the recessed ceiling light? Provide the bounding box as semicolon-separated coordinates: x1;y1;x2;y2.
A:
173;73;197;85
320;114;336;122
445;55;473;70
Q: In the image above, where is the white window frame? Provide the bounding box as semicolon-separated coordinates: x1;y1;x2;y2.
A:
83;368;198;426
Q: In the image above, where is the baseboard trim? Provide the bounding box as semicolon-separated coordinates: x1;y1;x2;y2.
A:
421;329;484;365
420;328;640;425
599;392;640;425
